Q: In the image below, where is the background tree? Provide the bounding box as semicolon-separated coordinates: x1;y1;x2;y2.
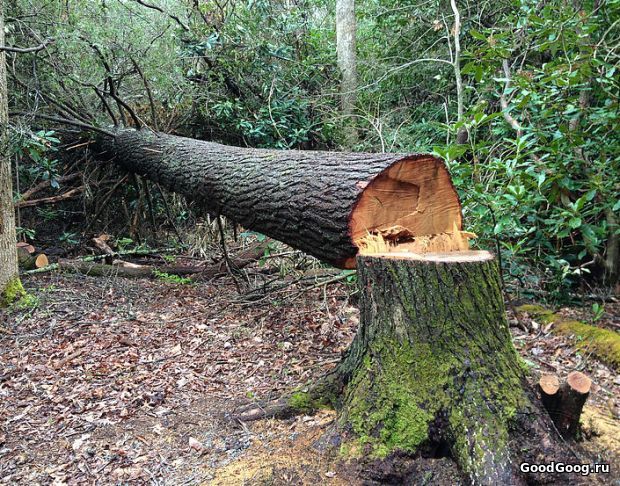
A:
336;0;357;147
0;0;22;306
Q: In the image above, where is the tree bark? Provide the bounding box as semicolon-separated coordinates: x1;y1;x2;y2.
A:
98;129;463;269
238;251;573;483
336;0;357;147
0;0;22;306
554;371;592;439
333;252;528;484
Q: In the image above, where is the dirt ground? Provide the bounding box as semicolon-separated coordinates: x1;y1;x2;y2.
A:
0;268;618;485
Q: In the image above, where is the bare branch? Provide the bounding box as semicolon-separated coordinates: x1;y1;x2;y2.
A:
133;0;190;31
130;56;159;130
500;60;523;137
10;111;115;137
0;37;53;53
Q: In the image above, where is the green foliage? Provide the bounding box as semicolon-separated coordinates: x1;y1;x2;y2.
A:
434;0;620;295
591;302;605;323
11;129;62;190
59;232;79;245
152;269;192;285
16;226;36;240
5;0;618;294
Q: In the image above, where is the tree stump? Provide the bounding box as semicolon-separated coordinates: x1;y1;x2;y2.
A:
237;251;570;484
556;371;592;439
329;251;528;484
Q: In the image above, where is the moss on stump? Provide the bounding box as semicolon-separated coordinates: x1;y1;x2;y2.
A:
323;252;529;484
0;276;26;308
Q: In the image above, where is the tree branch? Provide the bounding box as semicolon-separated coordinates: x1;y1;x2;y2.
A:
0;38;53;53
133;0;190;31
10;112;115;137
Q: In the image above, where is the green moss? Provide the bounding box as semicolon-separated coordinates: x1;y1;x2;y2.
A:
287;390;331;413
555;320;620;370
341;340;452;457
341;334;527;464
517;303;620;371
13;293;39;310
0;276;26;308
516;304;559;324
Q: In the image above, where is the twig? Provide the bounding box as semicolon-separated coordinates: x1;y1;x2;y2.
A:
15;186;85;208
217;215;241;293
84;175;129;233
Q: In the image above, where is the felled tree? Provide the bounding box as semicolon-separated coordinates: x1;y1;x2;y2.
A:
93;128;568;483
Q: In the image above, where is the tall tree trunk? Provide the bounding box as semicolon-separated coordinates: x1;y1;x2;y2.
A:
0;0;22;306
97;129;465;268
336;0;357;147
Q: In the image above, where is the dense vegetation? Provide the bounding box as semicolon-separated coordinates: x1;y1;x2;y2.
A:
4;0;620;296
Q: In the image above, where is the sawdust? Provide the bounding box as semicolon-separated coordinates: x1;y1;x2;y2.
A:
206;411;348;485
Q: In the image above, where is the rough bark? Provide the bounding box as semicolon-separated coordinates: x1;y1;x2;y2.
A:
0;0;22;306
333;252;528;484
336;0;357;146
240;252;570;484
98;129;462;269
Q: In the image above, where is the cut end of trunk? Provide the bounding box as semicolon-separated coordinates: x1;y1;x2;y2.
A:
566;371;592;395
347;156;467;268
539;374;561;396
359;250;493;263
35;254;49;268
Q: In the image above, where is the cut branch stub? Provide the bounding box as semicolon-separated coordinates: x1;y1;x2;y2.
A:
538;371;592;439
556;371;592;439
101;129;467;268
539;374;561;417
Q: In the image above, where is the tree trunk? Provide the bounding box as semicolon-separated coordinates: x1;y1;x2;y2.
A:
336;0;357;147
98;129;464;269
238;251;569;483
0;0;22;306
334;252;528;483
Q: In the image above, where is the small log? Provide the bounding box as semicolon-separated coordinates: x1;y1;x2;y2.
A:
56;259;201;278
17;246;49;270
556;371;592;439
539;374;561;418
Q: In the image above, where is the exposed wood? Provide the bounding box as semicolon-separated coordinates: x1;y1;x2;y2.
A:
17;246;48;270
539;374;561;417
99;129;463;268
92;234;114;255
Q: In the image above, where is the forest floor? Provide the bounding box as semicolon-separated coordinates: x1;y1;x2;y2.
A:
0;259;619;485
